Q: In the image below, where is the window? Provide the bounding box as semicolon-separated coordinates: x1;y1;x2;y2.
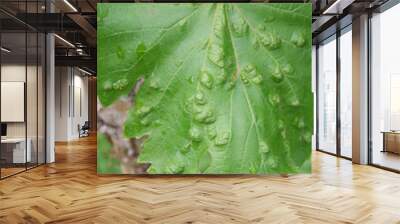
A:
339;27;352;158
316;25;353;159
317;35;337;154
371;3;400;171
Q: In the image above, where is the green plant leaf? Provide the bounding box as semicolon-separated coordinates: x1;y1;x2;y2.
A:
98;3;313;174
97;133;121;174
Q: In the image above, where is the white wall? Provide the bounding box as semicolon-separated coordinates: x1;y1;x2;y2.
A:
1;65;39;137
55;67;69;141
55;67;89;141
74;73;89;135
1;63;46;164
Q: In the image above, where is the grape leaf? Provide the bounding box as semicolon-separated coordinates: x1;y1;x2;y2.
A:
98;3;313;174
97;133;121;174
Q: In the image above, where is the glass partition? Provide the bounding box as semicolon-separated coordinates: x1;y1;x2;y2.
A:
0;1;46;179
38;32;45;165
1;30;28;177
27;30;38;169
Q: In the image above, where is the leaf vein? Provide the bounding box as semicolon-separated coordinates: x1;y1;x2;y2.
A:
226;5;261;157
256;5;308;19
235;6;299;102
107;7;202;76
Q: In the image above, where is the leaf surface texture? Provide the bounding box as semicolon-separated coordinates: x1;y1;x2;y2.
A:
98;3;312;174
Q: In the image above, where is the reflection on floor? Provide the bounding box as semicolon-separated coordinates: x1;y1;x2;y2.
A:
0;135;400;223
373;150;400;171
0;167;25;177
341;147;352;158
0;163;42;178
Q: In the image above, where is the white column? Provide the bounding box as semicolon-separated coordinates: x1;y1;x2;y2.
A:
352;14;369;164
46;32;55;163
45;0;56;163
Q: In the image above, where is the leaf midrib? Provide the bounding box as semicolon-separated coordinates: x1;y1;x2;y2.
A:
225;5;261;167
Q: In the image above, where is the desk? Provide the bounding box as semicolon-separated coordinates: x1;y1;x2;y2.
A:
382;131;400;154
1;138;31;163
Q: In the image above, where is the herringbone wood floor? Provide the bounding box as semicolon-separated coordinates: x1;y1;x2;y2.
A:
1;135;400;224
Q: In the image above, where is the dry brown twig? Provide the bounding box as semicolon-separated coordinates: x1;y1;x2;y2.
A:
97;78;149;174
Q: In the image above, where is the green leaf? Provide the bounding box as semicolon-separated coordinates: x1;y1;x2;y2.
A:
97;133;121;174
98;3;313;174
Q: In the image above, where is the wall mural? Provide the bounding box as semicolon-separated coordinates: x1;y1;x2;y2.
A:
97;3;312;174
